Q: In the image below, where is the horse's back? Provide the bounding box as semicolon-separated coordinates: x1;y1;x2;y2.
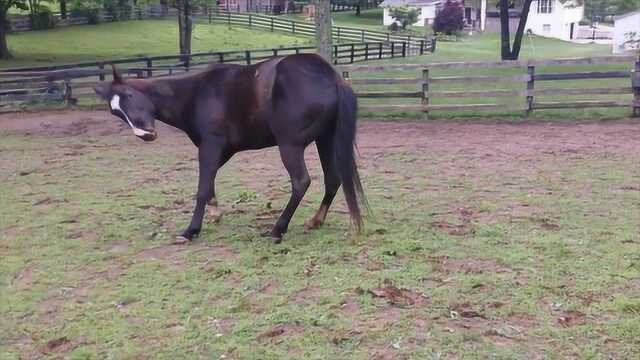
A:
266;54;341;145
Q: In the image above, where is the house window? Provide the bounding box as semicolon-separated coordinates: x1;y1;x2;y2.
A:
543;24;551;32
538;0;553;14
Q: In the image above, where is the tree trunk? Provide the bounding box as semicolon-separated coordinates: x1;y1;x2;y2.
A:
177;0;193;61
499;0;512;60
0;8;11;59
355;2;360;16
60;0;67;19
510;0;532;60
314;0;332;62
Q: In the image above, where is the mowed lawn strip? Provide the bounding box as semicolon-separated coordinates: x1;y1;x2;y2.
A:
0;20;312;68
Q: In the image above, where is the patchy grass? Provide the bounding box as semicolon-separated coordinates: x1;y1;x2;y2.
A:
0;20;312;68
1;112;639;358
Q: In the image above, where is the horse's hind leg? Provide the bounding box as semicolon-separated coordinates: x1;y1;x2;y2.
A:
267;144;311;243
305;136;340;231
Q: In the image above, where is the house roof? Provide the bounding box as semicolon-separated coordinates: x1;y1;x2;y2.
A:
379;0;441;8
614;9;640;21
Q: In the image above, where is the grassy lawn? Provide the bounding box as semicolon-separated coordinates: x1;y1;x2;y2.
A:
1;113;639;358
0;20;312;68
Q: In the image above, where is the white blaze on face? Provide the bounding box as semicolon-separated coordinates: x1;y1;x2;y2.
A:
110;94;153;138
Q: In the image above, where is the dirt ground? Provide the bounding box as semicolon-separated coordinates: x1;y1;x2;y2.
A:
2;110;640;359
2;109;639;166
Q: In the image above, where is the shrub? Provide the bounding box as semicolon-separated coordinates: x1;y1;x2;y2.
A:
71;0;101;24
31;5;56;30
432;0;464;36
389;6;421;30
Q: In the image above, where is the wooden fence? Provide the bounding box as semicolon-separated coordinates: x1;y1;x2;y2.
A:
204;11;435;56
339;56;640;116
0;41;414;110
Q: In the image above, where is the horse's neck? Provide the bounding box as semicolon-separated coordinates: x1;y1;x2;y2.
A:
145;77;192;131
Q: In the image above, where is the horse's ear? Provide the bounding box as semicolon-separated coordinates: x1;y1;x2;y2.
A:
111;64;122;84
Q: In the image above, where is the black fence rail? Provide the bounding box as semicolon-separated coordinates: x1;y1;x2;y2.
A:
0;41;412;111
204;10;435;56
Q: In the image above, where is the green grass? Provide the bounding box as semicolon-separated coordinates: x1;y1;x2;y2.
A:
0;20;312;68
1;116;639;358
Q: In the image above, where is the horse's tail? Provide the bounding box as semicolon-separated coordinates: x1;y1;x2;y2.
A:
334;81;368;232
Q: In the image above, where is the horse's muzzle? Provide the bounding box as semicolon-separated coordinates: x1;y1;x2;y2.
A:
137;130;157;142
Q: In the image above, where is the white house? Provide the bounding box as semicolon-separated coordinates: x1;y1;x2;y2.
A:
379;0;442;27
524;0;584;41
612;10;640;54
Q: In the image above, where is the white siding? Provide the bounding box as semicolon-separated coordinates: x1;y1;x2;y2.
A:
525;0;584;40
383;5;438;26
613;13;640;54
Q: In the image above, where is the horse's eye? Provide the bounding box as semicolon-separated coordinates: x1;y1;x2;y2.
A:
127;93;133;99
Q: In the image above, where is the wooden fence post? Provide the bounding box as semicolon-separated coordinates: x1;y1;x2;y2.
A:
270;17;274;31
334;45;338;62
292;21;296;34
219;53;225;63
350;44;355;63
273;49;278;57
391;42;395;58
526;65;535;117
227;11;231;25
431;37;437;53
378;42;383;59
422;69;429;118
146;57;153;78
249;14;252;26
337;27;341;41
361;29;365;42
402;42;407;58
633;59;640;117
342;71;350;84
98;62;105;81
365;43;369;60
420;40;424;55
64;76;75;107
245;50;251;65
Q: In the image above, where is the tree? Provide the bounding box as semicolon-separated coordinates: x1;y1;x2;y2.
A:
389;6;420;30
499;0;583;60
314;0;332;62
432;0;463;35
59;0;67;18
0;0;28;58
175;0;192;60
612;0;640;14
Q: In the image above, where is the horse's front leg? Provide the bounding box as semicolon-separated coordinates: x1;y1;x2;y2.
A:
176;139;224;244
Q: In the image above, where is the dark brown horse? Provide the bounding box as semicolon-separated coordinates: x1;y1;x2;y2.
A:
94;54;367;243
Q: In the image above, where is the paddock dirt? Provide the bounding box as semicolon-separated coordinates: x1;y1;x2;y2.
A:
2;110;640;358
2;109;639;164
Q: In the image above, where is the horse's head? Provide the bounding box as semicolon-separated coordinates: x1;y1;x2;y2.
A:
94;65;157;142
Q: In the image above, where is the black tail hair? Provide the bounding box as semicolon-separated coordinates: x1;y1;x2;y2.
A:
334;81;369;231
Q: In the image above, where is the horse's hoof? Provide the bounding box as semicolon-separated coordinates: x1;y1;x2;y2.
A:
207;206;223;223
173;235;191;245
260;230;283;244
304;217;323;232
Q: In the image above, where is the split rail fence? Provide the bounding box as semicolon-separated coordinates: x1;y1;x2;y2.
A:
339;56;640;117
0;41;413;110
